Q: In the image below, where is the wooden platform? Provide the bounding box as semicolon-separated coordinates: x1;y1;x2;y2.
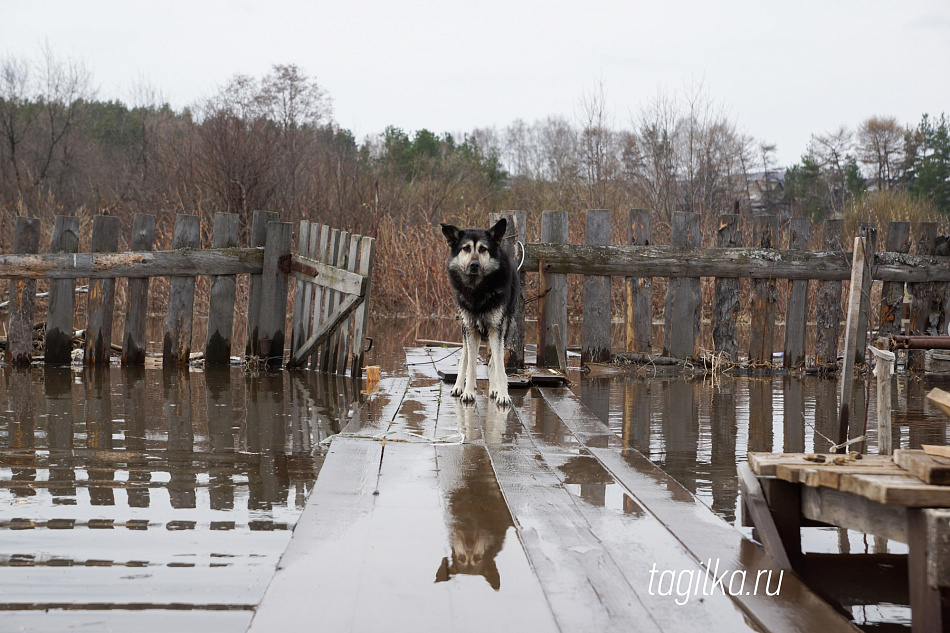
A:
247;349;862;633
746;451;950;632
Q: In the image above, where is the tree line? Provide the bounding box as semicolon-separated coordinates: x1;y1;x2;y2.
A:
1;50;948;315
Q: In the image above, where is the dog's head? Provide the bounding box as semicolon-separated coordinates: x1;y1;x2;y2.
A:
440;218;507;279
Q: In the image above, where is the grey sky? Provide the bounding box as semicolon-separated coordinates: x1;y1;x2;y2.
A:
3;0;949;167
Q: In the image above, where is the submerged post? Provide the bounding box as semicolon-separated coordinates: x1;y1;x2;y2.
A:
163;214;201;366
815;220;844;368
625;209;652;353
749;215;778;365
259;221;293;367
869;346;895;455
7;217;40;367
663;212;701;359
784;217;810;369
713;213;741;361
538;210;568;369
122;214;156;365
205;212;239;366
46;216;80;365
84;215;120;366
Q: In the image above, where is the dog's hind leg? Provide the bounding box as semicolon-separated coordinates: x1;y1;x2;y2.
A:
450;324;470;399
487;327;511;407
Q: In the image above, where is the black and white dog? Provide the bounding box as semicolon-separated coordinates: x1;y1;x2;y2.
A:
440;218;519;407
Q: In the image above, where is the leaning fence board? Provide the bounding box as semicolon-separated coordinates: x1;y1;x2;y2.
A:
625;209;653;353
289;220;311;362
856;223;877;365
713;213;740;360
84;215;120;365
46;216;80;365
318;229;341;372
205;213;239;365
121;214;155;365
309;225;329;369
246;210;279;359
163;214;201;366
664;212;701;359
336;234;360;375
350;235;376;376
838;236;868;451
7;217;40;366
784;217;810;368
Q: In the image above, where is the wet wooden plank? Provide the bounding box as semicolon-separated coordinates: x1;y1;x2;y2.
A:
45;215;80;364
838;473;950;506
250;438;558;633
895;449;950;485
738;463;794;569
7;217;40;366
3;610;252;633
84;215;120;366
204;213;239;365
582;209;611;364
625;208;653;353
121;214;155;365
801;486;908;542
163;214;201;366
664;212;701;359
479;406;662;633
534;388;860;632
770;454;900;487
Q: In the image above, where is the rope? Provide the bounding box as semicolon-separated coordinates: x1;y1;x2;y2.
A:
516;240;526;271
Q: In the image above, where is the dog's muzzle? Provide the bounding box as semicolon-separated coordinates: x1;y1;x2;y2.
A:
467;261;480;275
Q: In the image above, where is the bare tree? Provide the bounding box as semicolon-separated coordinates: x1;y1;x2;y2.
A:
857;116;905;190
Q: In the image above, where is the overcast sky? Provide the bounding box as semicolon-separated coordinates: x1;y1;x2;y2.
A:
3;0;949;167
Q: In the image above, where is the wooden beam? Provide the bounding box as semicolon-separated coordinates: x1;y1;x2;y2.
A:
737;466;794;569
281;253;367;296
838;235;867;452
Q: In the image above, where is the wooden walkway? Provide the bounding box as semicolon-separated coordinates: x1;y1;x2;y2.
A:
248;348;860;633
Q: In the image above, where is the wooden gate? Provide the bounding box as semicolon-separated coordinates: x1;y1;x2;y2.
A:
283;221;375;375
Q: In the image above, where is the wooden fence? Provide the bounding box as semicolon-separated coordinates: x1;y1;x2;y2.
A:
494;209;950;372
1;212;374;375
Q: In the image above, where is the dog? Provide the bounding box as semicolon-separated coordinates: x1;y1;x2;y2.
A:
440;218;519;407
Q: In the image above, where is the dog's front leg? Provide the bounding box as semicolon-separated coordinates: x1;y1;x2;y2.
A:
487;328;511;407
450;324;470;399
460;326;480;403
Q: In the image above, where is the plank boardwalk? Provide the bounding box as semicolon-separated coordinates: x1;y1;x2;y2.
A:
249;349;860;633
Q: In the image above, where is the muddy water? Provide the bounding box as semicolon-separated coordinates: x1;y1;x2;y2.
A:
2;316;948;631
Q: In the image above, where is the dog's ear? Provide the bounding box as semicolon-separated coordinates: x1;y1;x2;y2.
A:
488;218;507;244
440;223;460;245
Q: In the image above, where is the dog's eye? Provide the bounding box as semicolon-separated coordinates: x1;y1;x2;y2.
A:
478;246;487;254
461;245;471;252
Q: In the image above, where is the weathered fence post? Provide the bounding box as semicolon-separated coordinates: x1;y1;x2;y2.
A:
122;214;155;365
869;346;895;455
309;225;329;369
84;215;120;365
838;235;867;452
538;210;568;369
319;229;341;372
582;209;611;364
784;217;810;369
163;214;201;366
713;213;741;361
259;221;293;367
909;221;938;372
7;217;40;366
45;215;80;365
880;221;910;336
749;215;778;365
856;223;877;365
350;234;376;377
490;211;526;369
815;219;844;368
337;233;361;375
205;212;239;365
663;212;701;359
625;209;652;353
246;210;280;359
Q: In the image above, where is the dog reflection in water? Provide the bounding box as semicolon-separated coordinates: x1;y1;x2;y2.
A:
436;403;513;590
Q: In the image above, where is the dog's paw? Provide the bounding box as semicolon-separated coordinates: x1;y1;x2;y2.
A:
450;383;465;398
460;390;476;404
494;394;512;408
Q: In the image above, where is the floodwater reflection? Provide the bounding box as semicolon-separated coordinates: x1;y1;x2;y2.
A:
0;365;361;630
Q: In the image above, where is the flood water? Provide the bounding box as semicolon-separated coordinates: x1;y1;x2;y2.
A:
1;317;949;631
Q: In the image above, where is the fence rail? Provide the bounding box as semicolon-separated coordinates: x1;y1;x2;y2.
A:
497;209;950;371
